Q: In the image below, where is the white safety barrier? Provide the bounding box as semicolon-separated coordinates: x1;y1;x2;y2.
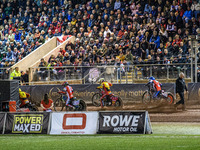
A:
50;112;98;135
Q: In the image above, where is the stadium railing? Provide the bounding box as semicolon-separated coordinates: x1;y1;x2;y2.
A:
27;63;195;84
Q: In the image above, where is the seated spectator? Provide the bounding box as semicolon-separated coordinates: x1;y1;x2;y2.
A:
38;36;45;44
54;59;64;80
38;58;48;81
125;50;133;72
149;31;160;49
6;48;13;62
182;6;192;23
40;94;53;112
166;19;175;37
191;0;200;19
135;57;144;79
172;35;182;47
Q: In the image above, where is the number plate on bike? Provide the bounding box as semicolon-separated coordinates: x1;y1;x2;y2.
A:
111;96;118;101
162;92;168;97
72;100;80;106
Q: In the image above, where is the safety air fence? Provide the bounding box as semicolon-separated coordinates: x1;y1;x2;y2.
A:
20;83;200;106
0;111;152;135
20;83;175;105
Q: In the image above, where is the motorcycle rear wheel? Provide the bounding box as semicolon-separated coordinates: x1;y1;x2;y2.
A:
165;93;174;104
77;100;87;111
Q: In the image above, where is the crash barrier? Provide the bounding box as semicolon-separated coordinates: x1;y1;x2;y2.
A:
188;83;200;102
0;111;152;134
20;83;175;104
0;112;50;134
98;111;152;134
50;112;99;134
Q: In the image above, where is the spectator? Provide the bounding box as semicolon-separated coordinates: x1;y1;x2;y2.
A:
10;67;21;80
114;0;121;10
41;93;54;112
6;48;13;62
125;50;133;72
182;6;192;23
174;72;188;111
149;31;160;49
191;0;200;19
0;0;197;81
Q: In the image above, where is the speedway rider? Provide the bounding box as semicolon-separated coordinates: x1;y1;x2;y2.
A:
19;88;30;108
97;78;113;106
148;76;162;99
61;81;76;109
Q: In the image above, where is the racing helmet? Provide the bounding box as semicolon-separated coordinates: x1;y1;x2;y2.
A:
62;81;69;86
149;76;155;80
99;78;105;83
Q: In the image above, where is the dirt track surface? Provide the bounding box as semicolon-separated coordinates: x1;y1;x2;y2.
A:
86;102;200;122
149;110;200;122
40;101;200;122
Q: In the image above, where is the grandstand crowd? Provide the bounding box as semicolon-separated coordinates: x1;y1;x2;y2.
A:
0;0;200;80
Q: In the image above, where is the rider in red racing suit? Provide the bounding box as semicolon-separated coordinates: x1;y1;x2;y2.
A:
62;81;75;108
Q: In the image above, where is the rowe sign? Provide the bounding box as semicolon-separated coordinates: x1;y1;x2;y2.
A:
99;111;152;134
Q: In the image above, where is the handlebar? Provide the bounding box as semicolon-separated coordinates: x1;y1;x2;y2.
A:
57;91;66;94
145;82;150;86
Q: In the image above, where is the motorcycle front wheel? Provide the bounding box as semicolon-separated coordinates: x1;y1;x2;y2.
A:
54;98;65;111
142;91;152;104
115;97;123;108
92;93;101;107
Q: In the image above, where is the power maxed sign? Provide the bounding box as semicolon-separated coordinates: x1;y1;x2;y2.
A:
4;113;50;134
99;112;146;134
12;114;43;133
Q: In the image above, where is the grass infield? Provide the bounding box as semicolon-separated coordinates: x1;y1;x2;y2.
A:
0;123;199;150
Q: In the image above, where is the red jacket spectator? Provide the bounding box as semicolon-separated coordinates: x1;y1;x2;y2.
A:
118;27;126;39
59;48;66;56
172;35;182;47
48;24;55;34
56;23;62;33
54;60;62;70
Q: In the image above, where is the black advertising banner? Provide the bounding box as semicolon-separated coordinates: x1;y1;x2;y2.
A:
98;111;146;134
4;112;50;134
20;83;175;104
0;113;5;134
188;83;200;101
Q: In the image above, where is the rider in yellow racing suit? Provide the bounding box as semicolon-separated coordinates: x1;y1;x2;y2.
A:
19;88;30;108
97;78;113;105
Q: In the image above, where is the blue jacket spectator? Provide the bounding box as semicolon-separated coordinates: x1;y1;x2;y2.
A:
66;11;72;21
149;31;160;48
88;14;95;27
6;48;13;61
15;31;21;41
182;7;192;21
144;4;152;14
151;6;157;17
114;0;121;10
